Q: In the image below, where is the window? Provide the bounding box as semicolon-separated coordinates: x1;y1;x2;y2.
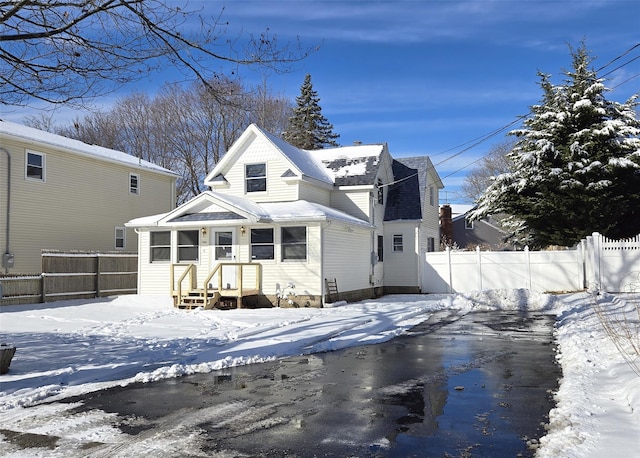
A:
129;173;140;195
281;226;307;261
251;228;274;259
377;180;384;204
246;163;266;192
465;219;474;229
393;234;404;252
429;186;434;206
115;227;126;249
177;230;199;262
427;237;435;252
150;231;171;262
377;235;384;262
215;231;233;260
26;151;45;181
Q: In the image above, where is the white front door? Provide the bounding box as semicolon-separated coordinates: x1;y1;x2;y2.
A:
210;229;237;289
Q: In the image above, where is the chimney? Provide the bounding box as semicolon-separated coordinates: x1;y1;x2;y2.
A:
440;204;453;243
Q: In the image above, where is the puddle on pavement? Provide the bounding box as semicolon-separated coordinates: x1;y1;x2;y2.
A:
72;311;561;457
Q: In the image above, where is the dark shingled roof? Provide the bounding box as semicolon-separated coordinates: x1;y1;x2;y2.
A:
320;156;381;186
384;159;422;221
168;212;247;223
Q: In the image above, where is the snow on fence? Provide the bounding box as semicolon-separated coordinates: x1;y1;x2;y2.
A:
423;232;640;294
0;251;138;305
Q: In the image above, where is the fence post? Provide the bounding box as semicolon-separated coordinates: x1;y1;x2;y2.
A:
592;232;602;292
446;247;452;294
476;246;482;291
524;246;531;290
95;254;101;298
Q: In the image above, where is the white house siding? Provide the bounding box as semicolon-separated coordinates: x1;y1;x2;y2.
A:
219;136;300;203
330;189;371;221
1;137;176;274
298;181;331;207
383;222;420;288
323;224;373;294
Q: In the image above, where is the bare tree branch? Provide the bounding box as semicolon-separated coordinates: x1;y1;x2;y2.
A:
0;0;312;107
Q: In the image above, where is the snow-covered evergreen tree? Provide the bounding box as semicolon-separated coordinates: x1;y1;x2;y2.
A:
471;43;640;248
283;74;340;149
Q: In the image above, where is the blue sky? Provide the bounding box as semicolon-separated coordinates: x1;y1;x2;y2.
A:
5;1;640;204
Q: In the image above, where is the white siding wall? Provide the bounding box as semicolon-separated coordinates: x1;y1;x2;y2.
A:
219;136;300;203
323;225;373;293
298;181;331;206
383;222;420;287
330;190;371;221
1;137;176;274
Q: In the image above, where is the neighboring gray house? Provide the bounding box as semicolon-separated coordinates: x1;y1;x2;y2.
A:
440;204;519;251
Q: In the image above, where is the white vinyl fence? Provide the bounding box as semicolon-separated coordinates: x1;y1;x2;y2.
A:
423;232;640;294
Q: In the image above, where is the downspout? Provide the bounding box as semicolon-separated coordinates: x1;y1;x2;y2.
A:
1;147;11;274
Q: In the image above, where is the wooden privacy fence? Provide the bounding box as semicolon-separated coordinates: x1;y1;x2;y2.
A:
423;232;640;294
0;251;137;305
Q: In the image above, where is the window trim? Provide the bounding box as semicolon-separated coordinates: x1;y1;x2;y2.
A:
245;162;267;193
392;234;404;252
149;231;171;263
250;227;275;260
177;229;200;263
115;227;126;250
129;172;140;195
281;226;307;261
25;150;45;181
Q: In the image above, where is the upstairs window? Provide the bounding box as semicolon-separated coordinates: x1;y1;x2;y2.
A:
281;226;307;261
115;227;126;249
129;173;140;195
377;180;384;204
246;163;266;192
251;228;274;260
393;234;404;252
377;235;384;262
150;231;171;262
429;186;435;206
26;151;45;181
177;230;199;262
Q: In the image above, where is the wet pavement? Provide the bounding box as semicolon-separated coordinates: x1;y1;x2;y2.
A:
62;311;561;457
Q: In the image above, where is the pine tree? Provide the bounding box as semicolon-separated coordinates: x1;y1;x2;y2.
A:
283;74;340;149
471;43;640;248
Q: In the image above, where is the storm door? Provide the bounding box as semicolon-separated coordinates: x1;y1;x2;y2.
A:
210;229;237;289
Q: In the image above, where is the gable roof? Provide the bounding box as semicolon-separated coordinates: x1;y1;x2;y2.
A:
204;124;334;187
0;120;178;177
126;190;374;229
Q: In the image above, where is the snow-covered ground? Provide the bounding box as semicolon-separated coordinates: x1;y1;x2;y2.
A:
0;290;639;457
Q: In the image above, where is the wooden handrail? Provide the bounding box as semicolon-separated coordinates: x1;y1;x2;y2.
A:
202;263;262;308
172;263;196;305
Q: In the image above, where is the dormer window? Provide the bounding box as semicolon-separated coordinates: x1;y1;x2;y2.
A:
246;163;266;192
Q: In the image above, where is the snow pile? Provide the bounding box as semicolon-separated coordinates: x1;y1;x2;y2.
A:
0;290;639;457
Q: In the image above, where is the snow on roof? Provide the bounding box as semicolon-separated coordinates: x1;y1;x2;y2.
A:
0;120;178;176
260;201;374;228
258;127;335;184
310;144;384;186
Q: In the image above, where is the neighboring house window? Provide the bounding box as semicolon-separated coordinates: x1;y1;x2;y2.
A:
251;228;274;260
465;219;474;229
393;234;403;252
246;163;266;192
282;226;307;261
150;231;171;262
177;230;199;262
427;237;435;252
377;235;384;262
215;231;233;260
377;180;384;204
130;173;140;195
26;151;45;181
115;227;126;249
429;186;434;206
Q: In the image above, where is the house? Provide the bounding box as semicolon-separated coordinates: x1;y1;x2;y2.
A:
126;124;443;308
440;204;519;250
0;120;179;274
